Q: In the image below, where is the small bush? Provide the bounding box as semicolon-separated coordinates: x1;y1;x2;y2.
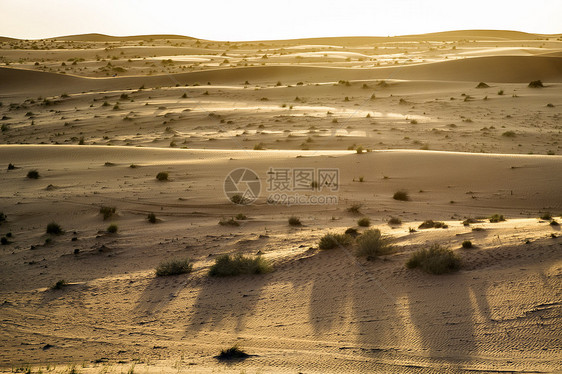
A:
356;229;393;259
209;254;272;277
0;212;6;223
388;217;402;225
347;203;362;214
1;237;9;245
345;227;359;237
288;216;302;226
46;222;63;235
156;171;169;181
147;213;157;223
52;279;68;290
497;90;504;95
219;217;240;226
393;191;410;201
253;143;265;150
356;146;364;154
27;170;40;179
550;220;559;226
217;345;249;360
318;233;353;250
489;214;505;223
235;213;247;220
528;80;544;88
461;240;473;249
418;220;448;229
476;82;489;88
540;212;552;220
107;224;118;234
7;163;15;170
230;194;247;205
155;258;193;276
406;244;461;274
502;131;516;138
100;206;116;220
357;217;371;227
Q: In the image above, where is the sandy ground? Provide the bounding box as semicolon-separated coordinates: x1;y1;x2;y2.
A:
0;30;561;373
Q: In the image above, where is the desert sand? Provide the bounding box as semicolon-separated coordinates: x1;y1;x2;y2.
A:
0;30;561;373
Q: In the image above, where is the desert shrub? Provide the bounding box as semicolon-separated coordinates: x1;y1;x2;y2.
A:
0;212;6;223
489;214;505;223
388;217;402;225
345;227;359;237
393;190;410;201
52;279;68;290
550;220;559;226
147;213;157;223
230;194;247;205
528;80;543;88
1;237;9;245
27;170;40;179
347;203;362;214
46;222;63;235
99;206;116;220
209;254;272;277
461;240;473;249
156;171;168;181
217;345;249;360
502;131;516;137
318;233;353;250
418;220;448;229
155;258;193;276
497;90;504;95
406;244;461;274
253;143;264;150
8;163;15;170
219;217;240;226
476;82;489;88
356;146;364;154
356;229;393;259
288;216;302;226
357;217;371;227
540;212;552;220
107;224;118;233
235;213;247;220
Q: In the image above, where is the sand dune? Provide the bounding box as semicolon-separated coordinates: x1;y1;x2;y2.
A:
2;55;561;96
1;30;561;373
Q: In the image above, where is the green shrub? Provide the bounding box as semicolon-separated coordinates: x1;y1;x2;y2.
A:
288;216;302;226
209;254;272;277
156;171;168;181
217;345;249;360
147;213;157;223
356;229;393;259
318;233;353;250
418;220;448;229
46;222;63;235
107;224;118;233
155;258;193;276
357;217;370;227
99;206;116;220
393;191;410;201
27;170;40;179
461;240;473;249
489;214;505;223
406;244;461;274
345;227;359;237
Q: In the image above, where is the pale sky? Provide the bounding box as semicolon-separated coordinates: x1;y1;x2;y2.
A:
0;0;560;40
